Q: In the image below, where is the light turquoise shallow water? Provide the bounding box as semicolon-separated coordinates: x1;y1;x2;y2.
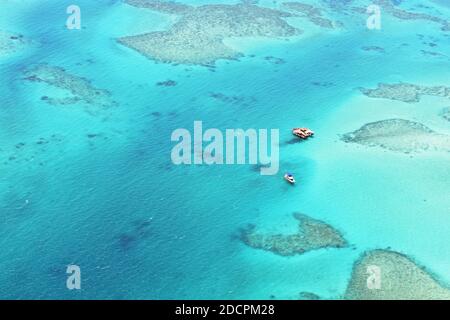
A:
0;0;449;299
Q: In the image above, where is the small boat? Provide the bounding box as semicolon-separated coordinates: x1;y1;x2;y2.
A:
284;173;296;184
292;128;314;139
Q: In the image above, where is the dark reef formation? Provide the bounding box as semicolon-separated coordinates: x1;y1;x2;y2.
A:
1;134;64;168
361;46;385;53
264;56;286;65
156;80;177;87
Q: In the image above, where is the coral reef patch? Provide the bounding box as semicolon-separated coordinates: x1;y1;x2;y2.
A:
118;0;301;65
345;249;450;300
240;213;347;256
0;30;30;57
373;0;450;32
341;119;450;153
360;83;450;103
23;64;116;109
283;2;338;29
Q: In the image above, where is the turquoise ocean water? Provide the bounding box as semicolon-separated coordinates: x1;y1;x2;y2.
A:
0;0;449;299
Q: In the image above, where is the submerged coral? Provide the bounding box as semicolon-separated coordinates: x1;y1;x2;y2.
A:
441;107;450;121
373;0;450;32
299;292;321;300
341;119;450;153
345;249;450;300
264;56;286;65
23;64;116;108
118;0;301;65
156;80;177;87
117;218;154;251
283;2;337;29
420;50;448;58
1;134;65;168
360;83;450;103
351;0;449;32
0;30;30;57
361;46;385;53
209;92;257;107
240;213;347;256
